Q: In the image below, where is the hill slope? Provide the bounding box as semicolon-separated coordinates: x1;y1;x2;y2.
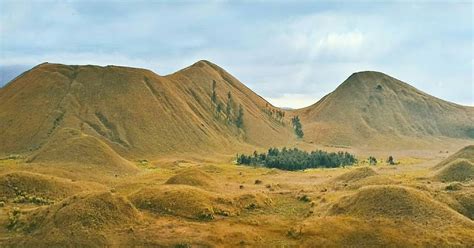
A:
297;71;474;147
434;145;474;169
0;61;294;159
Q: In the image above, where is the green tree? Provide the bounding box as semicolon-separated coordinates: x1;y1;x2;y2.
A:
226;91;233;120
387;156;395;165
291;116;304;138
235;104;244;128
211;80;217;104
368;156;377;165
215;102;223;118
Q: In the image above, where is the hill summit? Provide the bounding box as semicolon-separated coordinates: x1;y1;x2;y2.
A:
297;71;474;147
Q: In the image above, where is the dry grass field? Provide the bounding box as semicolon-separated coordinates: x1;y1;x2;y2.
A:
0;144;473;247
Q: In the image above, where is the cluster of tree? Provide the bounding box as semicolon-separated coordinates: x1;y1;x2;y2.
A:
236;147;357;171
211;80;244;128
367;156;397;165
264;103;285;123
291;116;304;138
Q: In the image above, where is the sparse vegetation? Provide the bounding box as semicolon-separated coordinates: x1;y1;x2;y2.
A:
264;103;285;124
236;147;356;170
7;207;21;230
210;87;244;129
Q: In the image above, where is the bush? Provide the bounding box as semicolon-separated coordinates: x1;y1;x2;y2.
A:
368;156;377;165
387;156;395;165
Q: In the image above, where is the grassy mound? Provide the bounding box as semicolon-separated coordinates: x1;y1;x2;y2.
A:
0;171;89;203
26;191;140;230
334;167;377;183
130;185;272;220
28;128;138;174
434;145;474;170
10;191;140;247
454;192;474;220
435;159;474;182
348;175;398;189
234;193;273;210
328;185;468;224
301;215;474;247
130;185;234;220
165;168;215;187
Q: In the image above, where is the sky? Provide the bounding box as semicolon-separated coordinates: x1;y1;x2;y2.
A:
0;0;472;108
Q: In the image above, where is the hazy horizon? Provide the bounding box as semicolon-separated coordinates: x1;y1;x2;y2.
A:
0;0;472;107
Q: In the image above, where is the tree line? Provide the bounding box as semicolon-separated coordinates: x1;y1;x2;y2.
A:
236;147;357;171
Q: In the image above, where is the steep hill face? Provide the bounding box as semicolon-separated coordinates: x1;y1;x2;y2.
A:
0;61;294;158
297;71;474;147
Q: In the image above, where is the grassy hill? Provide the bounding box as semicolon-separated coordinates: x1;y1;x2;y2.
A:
1;63;472;162
296;71;474;148
0;61;294;160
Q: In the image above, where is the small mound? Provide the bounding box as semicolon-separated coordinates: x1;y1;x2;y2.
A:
0;171;88;201
434;145;474;170
435;159;474;182
129;185;272;220
234;193;273;210
27;191;140;230
28;128;138;174
165;168;214;187
348;175;398;189
199;164;225;173
129;185;234;220
454;192;474;220
328;185;468;224
334;167;377;183
11;191;141;247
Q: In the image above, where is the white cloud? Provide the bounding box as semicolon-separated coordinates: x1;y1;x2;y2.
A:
266;93;318;109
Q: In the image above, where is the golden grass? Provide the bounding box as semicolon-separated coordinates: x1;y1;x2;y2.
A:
5;191;141;247
28;128;138;175
435;159;474;182
0;171;93;201
333;166;377;183
165;168;215;187
328;185;471;225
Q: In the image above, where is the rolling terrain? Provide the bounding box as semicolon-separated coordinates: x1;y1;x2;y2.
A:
0;61;473;247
